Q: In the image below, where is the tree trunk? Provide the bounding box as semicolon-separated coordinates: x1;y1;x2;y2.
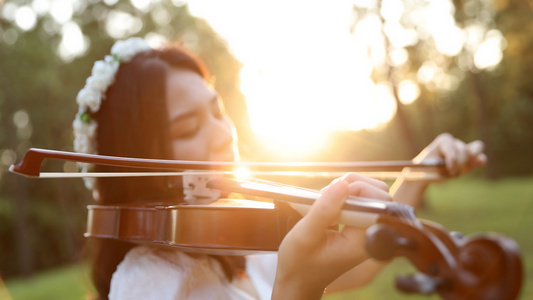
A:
13;176;33;276
377;0;418;158
469;71;497;179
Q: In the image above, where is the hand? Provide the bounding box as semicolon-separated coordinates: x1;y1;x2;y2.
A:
414;133;487;176
272;174;391;299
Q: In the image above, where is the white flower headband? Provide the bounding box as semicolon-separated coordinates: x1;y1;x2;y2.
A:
72;37;151;190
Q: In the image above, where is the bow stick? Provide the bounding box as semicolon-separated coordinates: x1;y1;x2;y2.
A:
10;148;446;180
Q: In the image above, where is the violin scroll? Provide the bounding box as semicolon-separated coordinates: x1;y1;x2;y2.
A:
365;217;523;299
365;223;417;261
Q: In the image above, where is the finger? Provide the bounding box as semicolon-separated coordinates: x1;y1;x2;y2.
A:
466;140;484;156
348;181;392;201
341;173;389;192
295;179;349;243
474;153;487;167
413;133;453;163
453;140;468;175
437;139;458;174
464;140;486;169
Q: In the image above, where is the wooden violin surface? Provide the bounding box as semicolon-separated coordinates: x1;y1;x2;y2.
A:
85;199;302;256
366;216;523;299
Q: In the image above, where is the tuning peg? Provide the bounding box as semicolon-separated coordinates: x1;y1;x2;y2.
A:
365;223;416;261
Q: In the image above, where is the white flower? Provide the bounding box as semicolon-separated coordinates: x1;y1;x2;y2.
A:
111;37;150;62
74;135;96;154
73;118;97;139
78;165;97;190
88;60;120;94
85;75;113;94
92;60;119;77
104;55;115;64
77;162;93;171
83;177;96;190
73;37;153;192
76;87;102;113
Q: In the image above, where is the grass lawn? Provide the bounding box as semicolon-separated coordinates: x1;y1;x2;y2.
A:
2;176;532;299
1;263;94;300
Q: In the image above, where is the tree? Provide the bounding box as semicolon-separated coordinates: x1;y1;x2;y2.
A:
0;0;246;278
343;0;525;179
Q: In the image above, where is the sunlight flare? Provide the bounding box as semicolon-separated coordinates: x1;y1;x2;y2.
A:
14;6;36;31
185;0;505;158
187;0;398;157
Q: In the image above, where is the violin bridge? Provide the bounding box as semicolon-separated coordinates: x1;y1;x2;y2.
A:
182;171;221;204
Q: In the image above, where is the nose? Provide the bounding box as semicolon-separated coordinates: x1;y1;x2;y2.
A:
206;115;236;161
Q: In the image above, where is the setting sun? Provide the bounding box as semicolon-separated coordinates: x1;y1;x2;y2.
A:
184;0;505;159
186;0;399;158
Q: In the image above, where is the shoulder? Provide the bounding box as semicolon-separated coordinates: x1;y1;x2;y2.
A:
109;246;228;299
119;245;203;270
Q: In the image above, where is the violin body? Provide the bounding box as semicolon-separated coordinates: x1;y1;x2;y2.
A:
85;197;523;299
86;199;302;256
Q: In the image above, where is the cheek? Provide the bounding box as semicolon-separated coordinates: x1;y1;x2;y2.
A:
170;139;208;161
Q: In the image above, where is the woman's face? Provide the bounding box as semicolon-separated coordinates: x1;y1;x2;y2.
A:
166;68;236;162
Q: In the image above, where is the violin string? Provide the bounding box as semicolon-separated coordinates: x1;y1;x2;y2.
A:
398;204;423;228
40;170;424;227
38;169;424;226
248;177;405;207
242;177;421;221
246;177;369;203
239;178;426;230
215;177;392;215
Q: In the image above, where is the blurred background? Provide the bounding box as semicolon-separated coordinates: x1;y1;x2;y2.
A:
0;0;532;299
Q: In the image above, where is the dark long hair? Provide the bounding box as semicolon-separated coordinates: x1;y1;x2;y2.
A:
88;44;244;299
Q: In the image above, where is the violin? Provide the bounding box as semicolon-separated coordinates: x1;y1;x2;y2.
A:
10;148;524;299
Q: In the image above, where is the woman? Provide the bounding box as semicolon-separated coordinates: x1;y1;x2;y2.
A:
73;38;485;299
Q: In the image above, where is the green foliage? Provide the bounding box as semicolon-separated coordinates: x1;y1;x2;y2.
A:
3;263;94;300
0;0;244;279
346;0;533;177
442;0;533;176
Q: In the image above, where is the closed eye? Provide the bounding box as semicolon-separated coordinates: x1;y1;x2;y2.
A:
170;115;199;139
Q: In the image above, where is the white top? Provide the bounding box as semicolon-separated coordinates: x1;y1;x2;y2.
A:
109;246;278;300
